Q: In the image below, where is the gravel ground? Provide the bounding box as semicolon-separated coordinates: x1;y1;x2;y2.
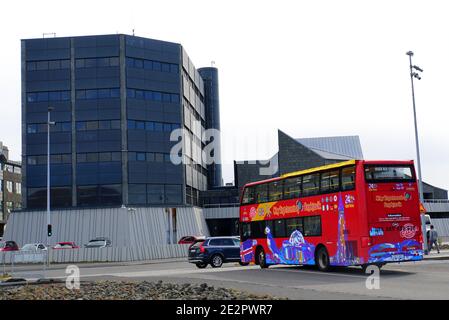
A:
0;280;282;300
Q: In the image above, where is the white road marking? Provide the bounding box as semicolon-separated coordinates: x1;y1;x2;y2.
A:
13;264;260;281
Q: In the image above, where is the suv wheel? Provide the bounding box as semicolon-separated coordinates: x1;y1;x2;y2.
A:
210;254;223;268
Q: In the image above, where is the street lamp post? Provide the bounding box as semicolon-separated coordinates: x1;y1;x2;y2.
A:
406;51;424;202
47;107;55;249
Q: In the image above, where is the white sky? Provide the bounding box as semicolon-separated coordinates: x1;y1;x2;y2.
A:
0;0;448;193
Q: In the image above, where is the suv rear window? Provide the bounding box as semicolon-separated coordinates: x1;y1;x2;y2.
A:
190;241;204;248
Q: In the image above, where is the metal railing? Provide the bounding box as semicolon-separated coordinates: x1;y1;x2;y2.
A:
1;251;48;281
202;203;240;208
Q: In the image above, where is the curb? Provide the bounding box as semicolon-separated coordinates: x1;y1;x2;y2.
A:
424;255;449;261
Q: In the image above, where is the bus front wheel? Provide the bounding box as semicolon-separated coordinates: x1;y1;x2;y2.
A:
315;246;330;272
257;248;269;269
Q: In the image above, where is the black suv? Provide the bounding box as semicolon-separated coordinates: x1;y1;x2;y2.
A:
188;236;249;268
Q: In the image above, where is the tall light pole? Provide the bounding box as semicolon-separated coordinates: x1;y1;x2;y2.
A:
47;107;55;248
406;51;424;202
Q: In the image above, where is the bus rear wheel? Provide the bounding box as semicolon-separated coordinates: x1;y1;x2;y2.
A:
257;248;269;269
315;246;330;272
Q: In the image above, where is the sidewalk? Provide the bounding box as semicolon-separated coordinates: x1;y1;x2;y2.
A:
424;249;449;260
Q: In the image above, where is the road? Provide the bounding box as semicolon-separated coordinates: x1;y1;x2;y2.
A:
7;258;449;300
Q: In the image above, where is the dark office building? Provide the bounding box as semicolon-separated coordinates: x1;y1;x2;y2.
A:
21;34;219;209
0;142;22;236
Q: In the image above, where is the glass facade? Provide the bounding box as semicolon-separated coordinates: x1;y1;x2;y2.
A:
22;34;214;209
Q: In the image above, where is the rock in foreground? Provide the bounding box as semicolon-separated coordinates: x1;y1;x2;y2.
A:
0;281;282;300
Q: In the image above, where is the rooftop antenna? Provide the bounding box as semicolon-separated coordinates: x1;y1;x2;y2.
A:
43;33;56;38
132;29;135;36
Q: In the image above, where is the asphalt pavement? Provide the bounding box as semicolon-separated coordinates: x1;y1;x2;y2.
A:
4;253;449;300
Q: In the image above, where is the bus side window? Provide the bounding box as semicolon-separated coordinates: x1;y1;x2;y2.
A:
302;174;320;197
250;220;272;238
241;223;251;241
268;180;283;202
255;183;268;203
242;186;256;205
273;219;287;238
341;166;356;191
320;170;340;193
286;217;303;235
304;216;322;237
284;176;301;199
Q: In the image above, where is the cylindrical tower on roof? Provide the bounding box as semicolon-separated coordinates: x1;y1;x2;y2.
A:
198;67;222;188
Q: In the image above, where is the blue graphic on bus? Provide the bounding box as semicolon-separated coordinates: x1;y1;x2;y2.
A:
370;227;384;237
329;193;363;266
240;239;256;263
368;239;423;263
265;227;315;265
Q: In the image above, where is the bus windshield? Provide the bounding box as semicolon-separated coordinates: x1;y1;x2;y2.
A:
364;165;415;182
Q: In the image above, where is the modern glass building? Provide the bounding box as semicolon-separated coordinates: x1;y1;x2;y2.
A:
21;34;221;209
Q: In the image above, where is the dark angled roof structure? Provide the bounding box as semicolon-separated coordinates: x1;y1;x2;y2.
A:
296;136;364;160
235;130;365;190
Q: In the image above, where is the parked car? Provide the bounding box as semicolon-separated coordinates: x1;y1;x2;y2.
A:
53;242;79;249
178;235;206;248
188;236;249;268
0;241;19;252
20;243;47;252
84;237;112;248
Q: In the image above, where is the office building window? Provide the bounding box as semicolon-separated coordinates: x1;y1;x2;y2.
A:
75;57;119;68
27;91;70;103
76;88;120;100
28;154;71;165
76;120;120;131
28;122;71;134
127;120;180;132
126;88;179;103
15;183;21;194
77;185;121;207
27;59;70;71
127;152;173;164
77;152;121;163
126;57;179;74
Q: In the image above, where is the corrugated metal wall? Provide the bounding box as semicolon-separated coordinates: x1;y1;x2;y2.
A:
2;206;210;262
432;218;449;242
423;202;449;213
203;207;239;219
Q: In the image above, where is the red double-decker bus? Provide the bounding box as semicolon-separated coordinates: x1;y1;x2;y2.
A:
239;160;424;271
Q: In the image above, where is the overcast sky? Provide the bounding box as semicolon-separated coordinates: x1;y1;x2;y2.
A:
1;0;448;192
